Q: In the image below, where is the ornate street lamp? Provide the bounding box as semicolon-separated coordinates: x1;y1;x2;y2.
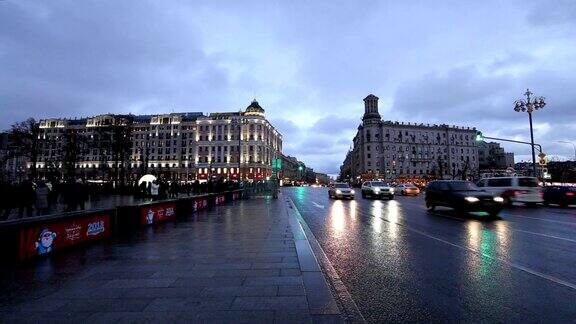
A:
513;89;546;177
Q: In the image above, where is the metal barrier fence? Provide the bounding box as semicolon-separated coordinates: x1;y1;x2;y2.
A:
241;180;279;199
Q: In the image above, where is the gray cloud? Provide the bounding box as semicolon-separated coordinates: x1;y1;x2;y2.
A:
1;0;576;173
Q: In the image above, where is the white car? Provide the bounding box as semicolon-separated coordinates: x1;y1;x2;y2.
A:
361;181;394;199
476;176;543;206
328;183;355;199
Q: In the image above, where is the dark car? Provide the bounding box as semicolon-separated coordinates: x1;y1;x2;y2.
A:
543;186;575;207
425;180;505;217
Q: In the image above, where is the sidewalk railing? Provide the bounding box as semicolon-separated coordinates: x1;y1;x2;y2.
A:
0;190;243;262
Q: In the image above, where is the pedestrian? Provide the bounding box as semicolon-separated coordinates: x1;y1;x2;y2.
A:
151;180;159;200
35;182;50;216
18;181;35;218
139;181;147;197
0;182;15;221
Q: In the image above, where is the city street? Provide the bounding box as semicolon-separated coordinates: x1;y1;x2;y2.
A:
283;187;576;323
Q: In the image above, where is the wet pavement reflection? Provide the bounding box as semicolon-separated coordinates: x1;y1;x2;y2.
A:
283;187;576;323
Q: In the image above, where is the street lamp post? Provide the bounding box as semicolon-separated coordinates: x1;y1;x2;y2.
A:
557;141;576;161
514;89;547;177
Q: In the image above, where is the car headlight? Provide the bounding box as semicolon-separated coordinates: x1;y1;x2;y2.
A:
493;196;504;203
336;189;342;194
374;188;380;193
464;196;479;203
350;190;355;194
390;188;395;193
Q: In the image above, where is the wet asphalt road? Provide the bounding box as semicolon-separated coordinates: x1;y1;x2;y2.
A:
283;187;576;323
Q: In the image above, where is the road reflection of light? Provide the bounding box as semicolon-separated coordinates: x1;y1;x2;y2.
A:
466;221;499;276
295;187;306;204
494;221;510;257
329;200;346;234
385;200;400;238
371;201;383;233
349;201;357;220
467;222;482;249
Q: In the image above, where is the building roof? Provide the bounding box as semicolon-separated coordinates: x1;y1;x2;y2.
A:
246;99;265;114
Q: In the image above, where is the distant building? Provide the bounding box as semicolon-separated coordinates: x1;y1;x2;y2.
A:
22;99;283;182
0;132;28;182
478;141;514;170
305;167;316;184
314;172;330;185
505;153;515;168
341;94;480;182
280;154;306;185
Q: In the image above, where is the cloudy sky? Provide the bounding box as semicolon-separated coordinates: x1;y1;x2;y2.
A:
1;0;575;174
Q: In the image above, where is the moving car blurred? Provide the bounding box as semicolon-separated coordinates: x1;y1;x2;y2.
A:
425;180;504;217
476;176;543;206
543;186;575;208
328;183;355;199
361;181;394;199
396;183;420;196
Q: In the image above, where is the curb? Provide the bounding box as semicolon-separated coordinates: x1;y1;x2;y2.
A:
283;195;366;323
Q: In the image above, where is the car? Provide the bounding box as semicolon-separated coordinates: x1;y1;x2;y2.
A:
361;181;394;199
543;186;576;208
396;183;420;196
328;183;355;199
425;180;504;217
476;176;543;206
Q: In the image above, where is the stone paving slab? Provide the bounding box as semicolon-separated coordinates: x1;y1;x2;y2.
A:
0;196;346;323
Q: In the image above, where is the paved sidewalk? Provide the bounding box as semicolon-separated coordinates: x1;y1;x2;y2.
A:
0;196;344;323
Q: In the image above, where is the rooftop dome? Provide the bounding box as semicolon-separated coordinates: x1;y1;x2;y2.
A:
245;99;265;116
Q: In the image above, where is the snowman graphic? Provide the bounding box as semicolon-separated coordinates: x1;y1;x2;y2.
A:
146;209;155;224
36;229;56;255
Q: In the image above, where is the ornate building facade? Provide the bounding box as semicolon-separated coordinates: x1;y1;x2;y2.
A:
340;95;480;182
32;100;282;182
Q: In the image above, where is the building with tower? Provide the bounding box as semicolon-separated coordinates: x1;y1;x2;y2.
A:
26;99;282;183
340;94;480;183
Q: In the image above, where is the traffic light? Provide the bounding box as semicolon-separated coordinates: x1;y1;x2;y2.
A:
538;152;547;166
475;132;483;141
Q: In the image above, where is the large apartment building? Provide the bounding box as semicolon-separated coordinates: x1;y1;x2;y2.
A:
340;95;480;182
32;100;282;182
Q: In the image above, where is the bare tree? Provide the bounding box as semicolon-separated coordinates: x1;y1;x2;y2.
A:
9;118;40;180
62;129;89;181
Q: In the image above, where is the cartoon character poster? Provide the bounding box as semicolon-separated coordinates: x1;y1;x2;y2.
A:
140;202;177;226
19;213;110;260
36;229;56;255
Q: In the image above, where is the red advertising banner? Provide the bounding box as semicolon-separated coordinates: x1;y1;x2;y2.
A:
19;213;110;260
215;195;225;205
140;202;177;226
193;198;208;212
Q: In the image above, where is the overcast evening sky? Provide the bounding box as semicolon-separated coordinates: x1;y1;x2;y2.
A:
1;0;576;174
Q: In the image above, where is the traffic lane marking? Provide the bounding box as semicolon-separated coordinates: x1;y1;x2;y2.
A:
391;197;576;243
504;214;576;226
349;205;576;291
288;188;576;290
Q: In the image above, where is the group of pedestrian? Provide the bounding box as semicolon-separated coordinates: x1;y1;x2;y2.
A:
0;180;90;221
135;178;241;201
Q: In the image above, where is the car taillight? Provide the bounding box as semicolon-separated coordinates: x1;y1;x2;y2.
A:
566;192;575;197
